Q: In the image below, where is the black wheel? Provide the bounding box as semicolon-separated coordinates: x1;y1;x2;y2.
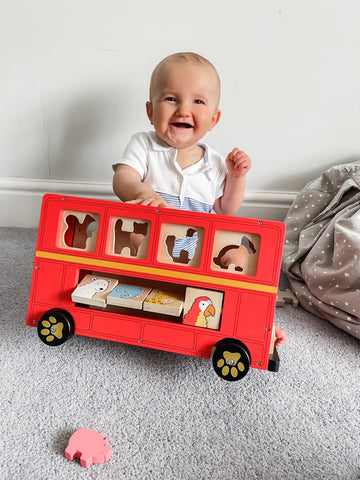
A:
212;340;251;381
37;309;74;346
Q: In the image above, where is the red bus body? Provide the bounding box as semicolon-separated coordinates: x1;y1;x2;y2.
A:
26;194;286;381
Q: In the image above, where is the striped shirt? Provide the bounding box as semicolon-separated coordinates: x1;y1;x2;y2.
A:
113;132;227;213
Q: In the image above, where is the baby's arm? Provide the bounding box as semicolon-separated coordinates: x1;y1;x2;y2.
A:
214;148;251;216
113;164;172;208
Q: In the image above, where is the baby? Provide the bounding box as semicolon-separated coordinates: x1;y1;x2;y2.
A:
113;52;287;346
113;52;250;215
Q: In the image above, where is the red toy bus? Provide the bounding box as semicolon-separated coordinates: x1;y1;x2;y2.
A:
26;194;285;381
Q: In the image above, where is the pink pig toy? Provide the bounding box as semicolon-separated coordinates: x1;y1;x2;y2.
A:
65;428;112;468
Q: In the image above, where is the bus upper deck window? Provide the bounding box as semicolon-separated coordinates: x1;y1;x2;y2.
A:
211;230;260;276
157;223;204;268
107;216;151;260
59;210;99;252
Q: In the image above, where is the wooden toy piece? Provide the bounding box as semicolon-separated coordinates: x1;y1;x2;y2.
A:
211;229;260;276
165;227;198;264
37;309;74;346
27;194;287;381
212;340;251;381
71;274;118;307
183;287;223;330
107;284;152;309
143;289;184;316
276;288;299;308
61;210;99;252
213;236;256;272
158;223;203;268
269;325;276;354
113;218;149;257
65;428;112;468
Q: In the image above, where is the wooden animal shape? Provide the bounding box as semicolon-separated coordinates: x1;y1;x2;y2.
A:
65;428;112;468
114;219;148;256
165;228;198;264
64;214;97;249
213;236;256;272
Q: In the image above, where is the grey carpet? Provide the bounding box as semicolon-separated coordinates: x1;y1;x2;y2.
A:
1;227;359;480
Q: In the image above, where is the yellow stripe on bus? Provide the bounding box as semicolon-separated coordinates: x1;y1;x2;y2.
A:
35;250;278;294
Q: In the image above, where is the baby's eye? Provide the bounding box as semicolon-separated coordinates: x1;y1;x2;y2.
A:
165;96;176;102
194;99;205;105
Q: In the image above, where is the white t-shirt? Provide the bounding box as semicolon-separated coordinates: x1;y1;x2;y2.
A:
113;131;227;213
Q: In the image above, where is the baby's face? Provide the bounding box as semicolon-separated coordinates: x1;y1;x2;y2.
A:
146;61;221;151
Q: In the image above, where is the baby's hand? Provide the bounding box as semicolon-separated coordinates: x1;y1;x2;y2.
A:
226;148;251;178
274;325;287;347
125;194;174;209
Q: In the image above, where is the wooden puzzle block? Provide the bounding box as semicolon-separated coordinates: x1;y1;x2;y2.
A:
60;210;99;252
211;230;260;276
276;288;299;307
143;289;184;316
269;325;276;354
71;274;118;307
183;287;223;330
157;223;204;268
112;217;150;259
65;428;112;468
165;228;199;264
107;284;152;309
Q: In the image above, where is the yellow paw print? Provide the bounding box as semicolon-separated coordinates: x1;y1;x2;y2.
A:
216;350;245;379
39;316;64;343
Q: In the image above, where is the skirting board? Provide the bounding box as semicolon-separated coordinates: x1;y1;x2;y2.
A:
0;177;296;228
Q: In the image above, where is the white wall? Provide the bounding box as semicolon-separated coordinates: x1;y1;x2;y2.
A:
1;0;359;226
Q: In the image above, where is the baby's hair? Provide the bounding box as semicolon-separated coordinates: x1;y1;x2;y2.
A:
149;52;221;105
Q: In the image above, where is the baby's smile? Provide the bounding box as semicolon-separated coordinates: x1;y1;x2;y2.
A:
172;122;193;129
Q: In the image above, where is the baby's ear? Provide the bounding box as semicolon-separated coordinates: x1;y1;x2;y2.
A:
209;109;221;130
146;101;154;124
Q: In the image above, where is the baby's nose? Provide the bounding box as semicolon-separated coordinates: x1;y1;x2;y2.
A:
177;102;191;116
